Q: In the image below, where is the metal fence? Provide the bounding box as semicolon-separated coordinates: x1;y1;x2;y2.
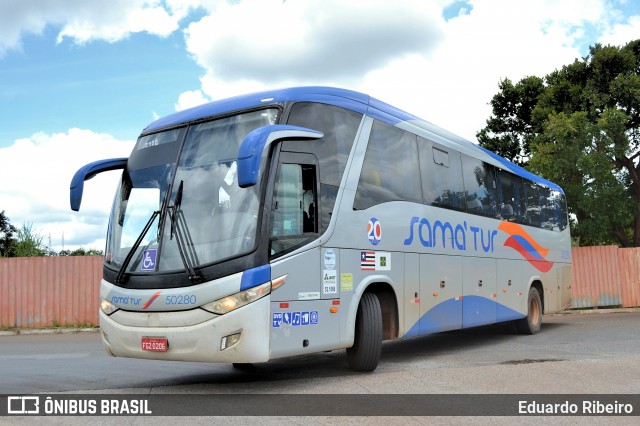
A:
572;246;640;309
1;248;639;328
0;256;101;328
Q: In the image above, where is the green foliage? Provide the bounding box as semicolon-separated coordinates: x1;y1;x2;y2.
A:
478;39;640;247
0;210;17;257
58;248;104;256
13;223;47;257
476;76;545;165
0;213;103;257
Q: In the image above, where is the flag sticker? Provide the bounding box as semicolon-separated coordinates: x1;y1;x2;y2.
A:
360;251;391;271
361;251;376;270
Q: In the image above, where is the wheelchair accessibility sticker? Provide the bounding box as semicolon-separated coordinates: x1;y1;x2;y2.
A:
141;248;157;272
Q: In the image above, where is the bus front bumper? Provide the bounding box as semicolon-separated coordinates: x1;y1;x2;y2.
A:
99;295;271;363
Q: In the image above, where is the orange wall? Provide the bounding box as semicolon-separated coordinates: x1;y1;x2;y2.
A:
0;256;101;328
572;246;640;308
1;249;639;328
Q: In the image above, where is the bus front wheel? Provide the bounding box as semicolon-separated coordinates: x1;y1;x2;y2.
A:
346;292;382;372
516;287;542;335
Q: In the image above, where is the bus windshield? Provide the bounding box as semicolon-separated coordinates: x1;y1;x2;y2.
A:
105;109;278;275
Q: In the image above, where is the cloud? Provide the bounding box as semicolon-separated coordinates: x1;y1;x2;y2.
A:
598;15;640;46
4;0;640;252
174;89;211;111
0;129;134;251
0;0;205;55
184;0;447;98
179;0;638;141
358;0;610;140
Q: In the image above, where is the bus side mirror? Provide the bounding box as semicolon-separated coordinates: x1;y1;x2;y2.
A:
70;158;128;211
237;125;323;188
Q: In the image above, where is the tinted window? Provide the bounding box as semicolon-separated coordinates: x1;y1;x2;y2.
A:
524;180;543;227
354;121;422;209
552;190;569;231
461;156;497;218
286;103;361;231
498;170;524;222
419;138;465;211
129;128;184;172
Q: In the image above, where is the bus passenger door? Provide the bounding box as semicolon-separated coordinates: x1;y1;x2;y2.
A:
268;151;340;358
462;257;497;328
419;255;463;334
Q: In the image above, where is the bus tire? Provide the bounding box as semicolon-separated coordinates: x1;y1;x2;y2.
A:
516;287;542;335
347;292;382;372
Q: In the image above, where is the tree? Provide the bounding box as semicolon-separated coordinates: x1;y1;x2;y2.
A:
0;210;17;257
476;76;546;165
477;40;640;247
13;223;47;257
58;248;104;256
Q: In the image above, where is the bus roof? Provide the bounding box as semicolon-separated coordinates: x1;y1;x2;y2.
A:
143;86;562;193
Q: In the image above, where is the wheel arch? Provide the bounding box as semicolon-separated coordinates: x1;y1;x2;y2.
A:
346;277;399;345
530;279;544;315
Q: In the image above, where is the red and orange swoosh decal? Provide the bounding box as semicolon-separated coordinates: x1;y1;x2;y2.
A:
499;222;553;273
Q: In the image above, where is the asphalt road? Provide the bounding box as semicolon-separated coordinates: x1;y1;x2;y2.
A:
1;311;639;396
0;311;640;426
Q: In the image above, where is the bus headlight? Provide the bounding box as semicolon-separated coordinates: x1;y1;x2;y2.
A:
201;282;271;315
100;299;119;315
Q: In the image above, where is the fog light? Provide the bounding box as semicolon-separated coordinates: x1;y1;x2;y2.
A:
220;332;241;351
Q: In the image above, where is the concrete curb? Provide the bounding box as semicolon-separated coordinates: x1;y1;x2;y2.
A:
0;328;99;336
550;307;640;315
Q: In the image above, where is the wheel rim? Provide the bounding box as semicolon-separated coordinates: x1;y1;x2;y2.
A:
530;295;540;326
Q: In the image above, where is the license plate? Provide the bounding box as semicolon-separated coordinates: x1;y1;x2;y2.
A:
141;337;168;352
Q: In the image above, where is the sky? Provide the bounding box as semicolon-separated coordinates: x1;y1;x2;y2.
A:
0;0;639;253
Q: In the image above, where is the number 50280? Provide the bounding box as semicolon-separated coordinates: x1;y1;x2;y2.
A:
165;295;197;305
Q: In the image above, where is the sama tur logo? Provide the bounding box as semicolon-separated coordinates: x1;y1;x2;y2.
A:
498;222;554;272
367;218;382;246
143;291;161;310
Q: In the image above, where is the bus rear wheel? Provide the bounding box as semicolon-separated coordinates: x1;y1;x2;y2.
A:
516;287;542;335
347;292;382;372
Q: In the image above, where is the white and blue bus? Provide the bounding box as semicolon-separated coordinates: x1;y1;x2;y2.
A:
70;87;572;371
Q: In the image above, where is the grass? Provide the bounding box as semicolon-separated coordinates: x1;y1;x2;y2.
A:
0;321;97;331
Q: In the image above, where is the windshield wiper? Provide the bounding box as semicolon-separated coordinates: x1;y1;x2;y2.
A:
114;181;202;284
115;211;159;284
169;180;202;283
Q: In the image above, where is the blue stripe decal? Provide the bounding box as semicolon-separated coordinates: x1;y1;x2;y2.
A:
496;303;526;323
404;296;525;338
462;295;498;328
510;235;545;261
240;264;271;291
404;297;462;337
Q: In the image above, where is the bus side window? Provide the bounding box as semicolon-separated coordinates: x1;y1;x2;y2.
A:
354;121;421;210
285;102;362;232
498;170;524;222
419;138;465;211
270;160;318;257
524;180;542;228
461;156;497;218
551;190;569;231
